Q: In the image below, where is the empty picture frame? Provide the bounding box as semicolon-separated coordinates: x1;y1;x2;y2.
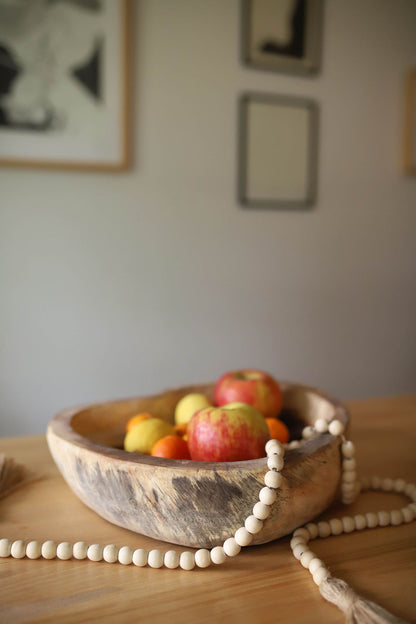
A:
403;67;416;175
241;0;323;75
238;93;318;209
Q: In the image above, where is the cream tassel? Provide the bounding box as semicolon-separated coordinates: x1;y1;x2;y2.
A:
319;576;408;624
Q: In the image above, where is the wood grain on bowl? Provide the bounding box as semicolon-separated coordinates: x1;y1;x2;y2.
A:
46;382;349;548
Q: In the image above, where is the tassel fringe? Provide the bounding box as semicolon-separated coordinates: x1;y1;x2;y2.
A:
319;576;409;624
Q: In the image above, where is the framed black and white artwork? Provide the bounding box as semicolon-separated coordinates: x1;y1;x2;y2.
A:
0;0;130;171
241;0;323;75
238;93;319;209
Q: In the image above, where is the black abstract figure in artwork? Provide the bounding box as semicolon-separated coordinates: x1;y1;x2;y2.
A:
0;0;103;133
259;0;306;60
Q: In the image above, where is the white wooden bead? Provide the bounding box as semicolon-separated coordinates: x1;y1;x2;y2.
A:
266;439;284;455
401;507;415;523
245;515;263;534
118;546;133;565
259;486;277;506
41;540;57;560
300;550;315;568
293;528;310;540
148;549;164;568
164;550;180;569
314;418;328;433
264;470;283;489
365;512;378;528
195;549;211;568
288;440;300;448
377;511;391;526
223;537;241;557
328;420;345;436
0;538;11;557
341;481;357;493
317;521;331;538
87;544;103;562
11;540;26;559
267;454;284;471
234;527;253;547
342;495;356;505
313;567;330;585
329;519;343;535
302;426;315;440
26;541;41;560
57;542;72;560
342;458;356;471
73;542;88;560
342;471;357;484
354;514;367;531
309;557;326;574
290;536;306;550
342;517;355;533
179;551;195;570
292;544;308;560
404;484;416;501
390;510;403;526
341;441;355;458
210;546;226;565
371;476;382;489
103;544;119;563
253;501;271;520
305;523;319;540
132;549;148;567
393;478;406;493
381;478;394;491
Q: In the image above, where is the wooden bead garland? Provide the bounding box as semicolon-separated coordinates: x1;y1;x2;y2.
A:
1;417;415;622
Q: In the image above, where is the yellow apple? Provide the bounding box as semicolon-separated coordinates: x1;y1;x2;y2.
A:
174;393;213;426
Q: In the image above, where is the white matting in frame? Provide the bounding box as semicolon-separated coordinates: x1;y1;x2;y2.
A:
238;93;319;209
0;0;130;171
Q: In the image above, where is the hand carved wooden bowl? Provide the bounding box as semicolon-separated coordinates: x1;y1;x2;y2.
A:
47;382;349;548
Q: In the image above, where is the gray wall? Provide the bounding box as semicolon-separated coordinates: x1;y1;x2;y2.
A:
1;0;416;436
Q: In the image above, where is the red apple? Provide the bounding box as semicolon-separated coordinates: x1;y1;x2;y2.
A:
214;369;283;419
187;403;269;462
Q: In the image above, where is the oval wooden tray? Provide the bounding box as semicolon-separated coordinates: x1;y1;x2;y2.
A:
46;381;349;548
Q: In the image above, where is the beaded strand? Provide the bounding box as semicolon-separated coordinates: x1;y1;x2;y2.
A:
1;417;415;578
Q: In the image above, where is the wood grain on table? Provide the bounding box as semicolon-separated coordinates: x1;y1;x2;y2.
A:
0;395;415;624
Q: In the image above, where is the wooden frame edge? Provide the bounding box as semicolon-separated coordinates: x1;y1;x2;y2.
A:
403;67;416;176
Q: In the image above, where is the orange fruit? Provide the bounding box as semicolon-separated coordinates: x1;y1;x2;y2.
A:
126;413;152;433
151;435;191;460
173;423;188;438
265;418;290;444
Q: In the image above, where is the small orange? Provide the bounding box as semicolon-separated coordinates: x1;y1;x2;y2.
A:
173;423;188;438
265;418;290;444
125;413;152;433
151;435;191;460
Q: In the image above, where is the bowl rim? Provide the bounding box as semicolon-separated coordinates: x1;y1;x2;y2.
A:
47;380;349;471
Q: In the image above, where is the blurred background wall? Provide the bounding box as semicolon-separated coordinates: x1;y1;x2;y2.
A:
1;0;416;436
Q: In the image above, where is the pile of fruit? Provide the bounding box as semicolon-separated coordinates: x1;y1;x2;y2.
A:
123;369;289;462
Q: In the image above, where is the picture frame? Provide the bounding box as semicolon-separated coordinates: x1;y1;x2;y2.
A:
241;0;324;75
0;0;130;172
238;92;319;209
403;67;416;176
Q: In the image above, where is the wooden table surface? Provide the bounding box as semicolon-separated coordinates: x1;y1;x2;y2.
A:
1;395;415;624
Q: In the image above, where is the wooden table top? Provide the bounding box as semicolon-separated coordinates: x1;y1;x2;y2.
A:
0;394;415;624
